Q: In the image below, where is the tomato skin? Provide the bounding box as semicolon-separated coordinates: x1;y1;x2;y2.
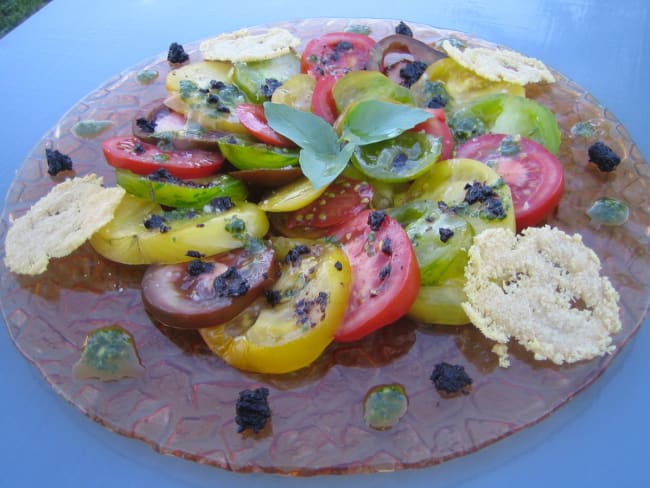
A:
331;209;421;342
311;75;338;124
141;246;278;329
413;108;454;161
102;136;224;179
456;134;564;230
301;32;377;79
235;103;296;147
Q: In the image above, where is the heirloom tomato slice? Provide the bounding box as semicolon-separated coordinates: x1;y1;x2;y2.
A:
89;194;269;265
301;32;377;79
236;103;296;147
141;245;277;329
282;177;373;229
456;134;564;230
199;238;352;374
331;209;420;342
102;136;224;179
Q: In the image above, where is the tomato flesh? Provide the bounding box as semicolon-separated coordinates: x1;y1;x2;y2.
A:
331;209;420;342
102;136;224;179
236;103;296;147
456;134;564;230
301;32;377;79
141;246;277;329
283;177;373;229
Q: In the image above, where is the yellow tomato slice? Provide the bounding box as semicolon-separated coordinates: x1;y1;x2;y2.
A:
199;238;352;373
89;194;269;264
411;57;525;108
270;73;316;111
166;61;233;92
407;158;516;234
257;176;327;212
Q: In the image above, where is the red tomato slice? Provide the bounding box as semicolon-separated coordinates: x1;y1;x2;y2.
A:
283;177;373;230
102;136;224;179
301;32;377;79
311;75;338;124
236;103;296;148
456;133;564;230
331;209;420;342
413;108;454;161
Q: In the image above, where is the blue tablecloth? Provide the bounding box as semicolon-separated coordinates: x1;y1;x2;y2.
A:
1;1;648;486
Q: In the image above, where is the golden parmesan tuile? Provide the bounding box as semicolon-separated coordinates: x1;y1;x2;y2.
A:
200;27;301;63
4;174;125;275
441;40;556;85
462;226;621;367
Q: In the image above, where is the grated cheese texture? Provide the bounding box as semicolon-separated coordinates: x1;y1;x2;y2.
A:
441;40;556;85
4;174;125;275
200;28;301;62
462;226;621;367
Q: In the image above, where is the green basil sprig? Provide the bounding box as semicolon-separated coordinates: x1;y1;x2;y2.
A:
264;100;432;189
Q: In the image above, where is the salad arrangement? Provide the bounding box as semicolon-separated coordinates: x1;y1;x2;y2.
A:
1;18;648;475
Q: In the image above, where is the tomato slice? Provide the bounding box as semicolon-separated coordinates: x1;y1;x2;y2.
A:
282;177;373;229
301;32;377;79
311;75;338;124
141;246;277;329
199;238;352;374
331;209;420;342
413;108;454;161
102;136;224;179
235;103;296;148
456;134;564;230
89;194;269;265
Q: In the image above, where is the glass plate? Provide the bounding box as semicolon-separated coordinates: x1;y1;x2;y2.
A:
1;18;649;475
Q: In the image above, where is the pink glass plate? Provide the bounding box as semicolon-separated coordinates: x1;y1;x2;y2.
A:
1;18;649;475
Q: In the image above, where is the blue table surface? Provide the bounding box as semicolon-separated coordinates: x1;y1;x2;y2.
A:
1;1;648;486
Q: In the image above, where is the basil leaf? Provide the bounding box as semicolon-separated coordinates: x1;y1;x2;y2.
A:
300;143;355;189
264;102;339;154
341;99;432;146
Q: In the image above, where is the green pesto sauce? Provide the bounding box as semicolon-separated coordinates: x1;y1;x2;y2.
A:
345;24;372;35
72;120;114;139
136;69;159;84
363;384;408;430
587;197;629;226
74;326;143;381
571;119;598;138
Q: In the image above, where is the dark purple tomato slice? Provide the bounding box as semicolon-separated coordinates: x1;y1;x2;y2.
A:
455;133;564;230
141;246;277;329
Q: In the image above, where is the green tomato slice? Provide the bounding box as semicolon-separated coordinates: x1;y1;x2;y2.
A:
332;70;415;113
231;52;301;104
217;134;299;170
115;169;248;208
448;93;561;154
408;278;470;326
351;131;441;183
89;194;269;265
390;200;474;286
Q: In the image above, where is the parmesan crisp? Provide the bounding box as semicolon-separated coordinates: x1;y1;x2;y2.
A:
4;174;125;275
200;28;301;62
441;40;556;85
462;226;621;367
